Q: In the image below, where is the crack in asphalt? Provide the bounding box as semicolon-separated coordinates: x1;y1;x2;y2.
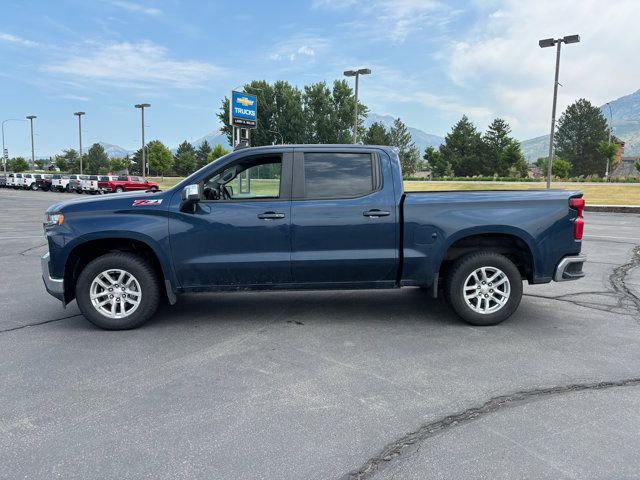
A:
342;245;640;480
339;377;640;480
609;245;640;313
0;313;82;333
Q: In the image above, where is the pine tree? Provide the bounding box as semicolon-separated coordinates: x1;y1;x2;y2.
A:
390;118;419;177
364;122;391;145
424;146;453;177
147;140;173;178
85;143;110;174
555;98;610;176
196;140;212;169
439;116;485;177
173;141;197;176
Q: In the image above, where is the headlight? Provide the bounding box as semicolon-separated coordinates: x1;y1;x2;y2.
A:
43;213;64;229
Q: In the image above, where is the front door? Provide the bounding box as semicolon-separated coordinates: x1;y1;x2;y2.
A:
169;151;293;288
290;149;398;286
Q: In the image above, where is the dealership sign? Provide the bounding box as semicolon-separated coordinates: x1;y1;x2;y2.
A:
230;90;257;128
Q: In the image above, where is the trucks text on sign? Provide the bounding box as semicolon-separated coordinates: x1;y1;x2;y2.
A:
230;91;257;128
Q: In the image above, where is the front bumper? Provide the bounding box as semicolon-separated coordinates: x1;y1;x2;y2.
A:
554;254;586;282
41;252;65;301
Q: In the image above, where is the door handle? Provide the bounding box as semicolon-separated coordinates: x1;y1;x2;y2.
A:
363;209;390;217
257;212;286;220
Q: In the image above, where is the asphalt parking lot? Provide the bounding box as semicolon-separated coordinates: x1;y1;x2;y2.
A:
1;188;639;480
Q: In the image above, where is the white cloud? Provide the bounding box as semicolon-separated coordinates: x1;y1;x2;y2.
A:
297;45;315;57
445;0;640;136
104;0;162;16
314;0;458;43
53;94;91;101
0;32;37;47
45;41;225;89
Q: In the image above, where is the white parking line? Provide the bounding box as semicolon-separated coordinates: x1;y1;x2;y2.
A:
584;234;638;241
2;235;45;239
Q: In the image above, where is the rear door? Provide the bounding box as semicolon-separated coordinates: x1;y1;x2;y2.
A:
290;148;398;286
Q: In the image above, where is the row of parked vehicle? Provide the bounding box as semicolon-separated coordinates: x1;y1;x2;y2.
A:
0;173;159;194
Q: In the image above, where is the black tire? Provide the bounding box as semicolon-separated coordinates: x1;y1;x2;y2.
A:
150;186;158;192
115;186;124;193
445;251;523;326
76;252;161;330
65;184;72;192
30;182;38;191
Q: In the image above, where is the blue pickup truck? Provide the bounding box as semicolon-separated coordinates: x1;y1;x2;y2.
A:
42;145;586;329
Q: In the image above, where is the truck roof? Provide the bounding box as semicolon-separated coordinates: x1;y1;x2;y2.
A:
233;144;398;152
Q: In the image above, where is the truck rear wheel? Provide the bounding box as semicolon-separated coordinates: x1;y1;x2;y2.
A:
76;252;160;330
445;251;522;326
115;186;124;193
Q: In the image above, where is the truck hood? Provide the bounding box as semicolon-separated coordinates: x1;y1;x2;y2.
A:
46;190;168;214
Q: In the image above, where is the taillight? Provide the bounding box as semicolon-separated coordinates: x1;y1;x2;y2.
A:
570;197;585;240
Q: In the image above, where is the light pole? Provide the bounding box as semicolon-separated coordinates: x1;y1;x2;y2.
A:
74;112;85;174
605;102;613;181
26;115;37;170
343;68;371;143
2;118;27;175
134;103;150;176
539;35;580;189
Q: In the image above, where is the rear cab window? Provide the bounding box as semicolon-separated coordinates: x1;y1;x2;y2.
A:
296;152;379;199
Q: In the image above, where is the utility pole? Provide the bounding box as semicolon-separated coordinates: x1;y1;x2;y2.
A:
539;35;580;189
343;68;371;143
134;104;150;176
74;112;85;174
26;115;37;170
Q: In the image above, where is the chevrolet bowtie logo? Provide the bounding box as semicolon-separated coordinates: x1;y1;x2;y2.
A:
237;96;254;107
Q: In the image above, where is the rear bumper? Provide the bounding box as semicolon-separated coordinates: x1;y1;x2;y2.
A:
554;254;586;282
41;252;65;301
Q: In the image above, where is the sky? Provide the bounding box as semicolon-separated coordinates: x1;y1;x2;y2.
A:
1;0;639;158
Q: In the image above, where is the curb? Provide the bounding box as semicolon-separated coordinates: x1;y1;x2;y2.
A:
586;205;640;214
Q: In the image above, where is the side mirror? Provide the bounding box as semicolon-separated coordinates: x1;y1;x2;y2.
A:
180;184;201;212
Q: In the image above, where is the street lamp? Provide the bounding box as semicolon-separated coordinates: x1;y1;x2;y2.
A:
74;112;85;174
26;115;37;170
605;102;613;181
344;68;371;143
539;35;580;189
1;118;27;175
134;103;151;176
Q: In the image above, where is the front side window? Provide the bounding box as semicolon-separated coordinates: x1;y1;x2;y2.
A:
203;155;282;201
302;152;376;199
117;176;128;181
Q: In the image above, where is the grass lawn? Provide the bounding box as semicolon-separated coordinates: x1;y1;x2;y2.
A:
150;177;640;206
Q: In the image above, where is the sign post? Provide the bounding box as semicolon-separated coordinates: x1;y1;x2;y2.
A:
229;90;257;148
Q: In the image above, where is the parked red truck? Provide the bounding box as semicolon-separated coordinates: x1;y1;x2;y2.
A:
98;175;159;193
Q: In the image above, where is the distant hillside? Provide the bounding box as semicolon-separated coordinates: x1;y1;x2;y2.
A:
99;142;133;159
520;135;549;162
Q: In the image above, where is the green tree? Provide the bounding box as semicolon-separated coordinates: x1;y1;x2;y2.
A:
423;146;453;177
108;157;129;174
85;143;110;174
439;115;485;177
147;140;173;178
35;159;46;170
8;157;29;172
54;154;68;172
208;144;229;163
303;81;334;143
364;122;391;145
483;118;523;175
390;117;419;177
535;157;573;178
555;98;610;176
173;141;197;176
272;80;305;144
635;159;640;176
130;149;143;175
59;149;79;172
196;140;212;169
596;140;620;177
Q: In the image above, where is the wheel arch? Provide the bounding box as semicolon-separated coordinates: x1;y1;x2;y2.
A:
436;228;537;285
63;234;176;305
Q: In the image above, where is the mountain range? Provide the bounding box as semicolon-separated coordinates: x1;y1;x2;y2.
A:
96;89;640;162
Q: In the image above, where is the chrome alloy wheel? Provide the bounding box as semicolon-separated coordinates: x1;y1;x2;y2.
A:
463;266;511;315
90;269;142;319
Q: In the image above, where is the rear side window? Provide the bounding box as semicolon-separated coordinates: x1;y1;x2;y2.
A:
117;176;128;181
90;175;98;180
301;152;376;199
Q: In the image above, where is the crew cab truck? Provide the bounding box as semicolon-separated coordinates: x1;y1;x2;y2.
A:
42;145;586;330
98;175;159;193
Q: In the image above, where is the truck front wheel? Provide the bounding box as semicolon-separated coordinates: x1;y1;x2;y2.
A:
445;251;522;326
76;252;160;330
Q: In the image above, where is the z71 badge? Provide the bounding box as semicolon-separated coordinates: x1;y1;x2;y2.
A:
132;199;162;206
